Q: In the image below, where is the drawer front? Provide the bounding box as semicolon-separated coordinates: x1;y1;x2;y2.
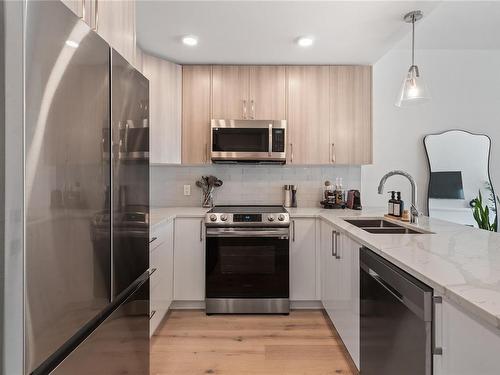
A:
150;220;172;251
149;249;162;290
149;307;167;337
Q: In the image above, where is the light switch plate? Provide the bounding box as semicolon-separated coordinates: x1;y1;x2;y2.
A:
183;185;191;196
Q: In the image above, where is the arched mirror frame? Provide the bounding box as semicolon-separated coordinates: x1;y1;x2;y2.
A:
423;129;496;227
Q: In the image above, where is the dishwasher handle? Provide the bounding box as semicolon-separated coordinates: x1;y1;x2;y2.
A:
368;269;404;302
360;247;433;322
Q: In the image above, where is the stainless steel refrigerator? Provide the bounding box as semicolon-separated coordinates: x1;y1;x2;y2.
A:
24;1;150;374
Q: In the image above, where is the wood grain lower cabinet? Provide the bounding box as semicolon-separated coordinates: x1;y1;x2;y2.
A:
149;220;174;336
330;66;372;164
286;66;331;164
143;54;182;164
173;218;205;300
290;218;317;301
182;65;212;164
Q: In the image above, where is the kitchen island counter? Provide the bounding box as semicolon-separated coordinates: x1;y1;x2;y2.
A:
151;206;500;331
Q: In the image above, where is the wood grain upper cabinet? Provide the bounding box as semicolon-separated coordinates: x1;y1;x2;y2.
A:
249;66;286;120
286;66;331;164
330;66;372;164
60;0;137;66
182;65;212;164
143;54;182;164
60;0;82;18
212;65;250;119
95;0;137;65
212;65;286;120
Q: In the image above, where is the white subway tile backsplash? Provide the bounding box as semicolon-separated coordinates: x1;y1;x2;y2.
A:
151;165;361;208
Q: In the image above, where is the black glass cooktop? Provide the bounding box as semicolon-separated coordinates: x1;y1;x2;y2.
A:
208;205;287;214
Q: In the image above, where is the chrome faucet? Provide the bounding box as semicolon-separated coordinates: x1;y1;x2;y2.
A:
378;170;420;224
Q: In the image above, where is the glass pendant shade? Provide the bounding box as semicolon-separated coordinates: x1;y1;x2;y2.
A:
395;65;430;107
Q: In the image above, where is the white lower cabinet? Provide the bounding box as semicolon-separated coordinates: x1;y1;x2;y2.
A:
434;298;500;375
173;218;205;301
320;219;360;369
149;220;174;336
290;218;317;300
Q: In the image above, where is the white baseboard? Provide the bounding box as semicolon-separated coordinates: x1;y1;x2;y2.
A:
170;300;323;310
290;300;323;309
170;300;206;309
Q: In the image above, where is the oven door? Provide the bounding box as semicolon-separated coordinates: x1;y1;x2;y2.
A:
205;228;289;299
211;120;286;162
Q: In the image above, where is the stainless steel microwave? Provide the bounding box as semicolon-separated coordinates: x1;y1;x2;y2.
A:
210;119;287;164
118;120;149;161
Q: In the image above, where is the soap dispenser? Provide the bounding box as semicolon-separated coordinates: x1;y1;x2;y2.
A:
394;191;404;217
388;191;396;216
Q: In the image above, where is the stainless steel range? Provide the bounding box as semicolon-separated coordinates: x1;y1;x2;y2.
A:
205;205;290;314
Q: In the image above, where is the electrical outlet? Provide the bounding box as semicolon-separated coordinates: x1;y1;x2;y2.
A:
183;185;191;196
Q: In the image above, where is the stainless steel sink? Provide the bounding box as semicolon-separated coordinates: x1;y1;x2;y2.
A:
344;218;431;234
344;219;400;228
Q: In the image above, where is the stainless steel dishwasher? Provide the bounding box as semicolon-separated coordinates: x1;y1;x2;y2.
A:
360;247;437;375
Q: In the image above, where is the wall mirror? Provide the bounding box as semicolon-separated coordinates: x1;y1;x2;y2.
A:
424;130;496;227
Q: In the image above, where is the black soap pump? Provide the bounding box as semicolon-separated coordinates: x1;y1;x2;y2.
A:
394;191;404;217
388;191;396;216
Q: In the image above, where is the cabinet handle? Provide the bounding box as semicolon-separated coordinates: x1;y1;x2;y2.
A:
206;143;210;164
335;232;340;259
149;236;158;244
292;220;296;242
200;220;204;242
149;310;156;320
433;296;443;355
331;230;336;257
243;100;247;119
268;123;273;156
331;143;336;163
94;0;99;31
250;100;255;119
80;0;86;19
204;143;208;163
290;143;293;164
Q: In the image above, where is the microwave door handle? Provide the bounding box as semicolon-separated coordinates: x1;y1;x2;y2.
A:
268;124;272;156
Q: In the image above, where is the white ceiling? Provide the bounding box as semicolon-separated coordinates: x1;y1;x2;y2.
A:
395;1;500;50
136;1;500;65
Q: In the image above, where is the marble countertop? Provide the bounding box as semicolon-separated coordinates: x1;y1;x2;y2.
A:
151;206;500;331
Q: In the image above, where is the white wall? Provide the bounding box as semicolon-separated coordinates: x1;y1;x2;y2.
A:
362;48;500;213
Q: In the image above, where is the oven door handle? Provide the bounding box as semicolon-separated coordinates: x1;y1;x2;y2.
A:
206;228;289;238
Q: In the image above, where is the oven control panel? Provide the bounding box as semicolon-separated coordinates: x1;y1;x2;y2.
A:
234;214;262;222
205;212;290;227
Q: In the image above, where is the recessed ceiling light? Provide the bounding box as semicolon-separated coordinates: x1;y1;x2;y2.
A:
182;35;198;46
65;40;79;48
297;37;314;47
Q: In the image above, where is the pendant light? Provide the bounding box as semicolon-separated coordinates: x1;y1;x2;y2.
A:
395;10;430;107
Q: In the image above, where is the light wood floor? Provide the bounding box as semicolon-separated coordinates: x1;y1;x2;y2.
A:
151;310;358;375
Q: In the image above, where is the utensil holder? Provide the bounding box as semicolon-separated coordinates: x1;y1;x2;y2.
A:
202;191;214;208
